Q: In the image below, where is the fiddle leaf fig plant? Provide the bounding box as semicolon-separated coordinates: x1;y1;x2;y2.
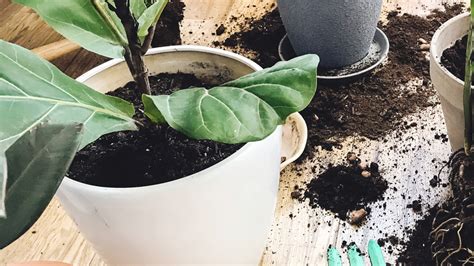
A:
13;0;127;59
0;123;83;249
0;0;319;248
0;40;137;150
143;55;317;143
14;0;169;94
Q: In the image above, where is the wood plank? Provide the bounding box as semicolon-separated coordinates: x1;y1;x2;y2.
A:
32;40;81;62
0;199;104;266
0;0;10;11
0;4;62;49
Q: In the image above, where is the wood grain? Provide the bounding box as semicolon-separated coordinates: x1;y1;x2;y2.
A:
0;0;10;11
0;0;469;265
32;40;80;62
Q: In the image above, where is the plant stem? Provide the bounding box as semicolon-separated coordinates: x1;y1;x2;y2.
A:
114;0;151;95
464;1;474;156
141;25;156;54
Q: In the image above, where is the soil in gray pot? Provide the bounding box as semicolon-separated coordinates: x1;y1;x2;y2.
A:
68;73;243;187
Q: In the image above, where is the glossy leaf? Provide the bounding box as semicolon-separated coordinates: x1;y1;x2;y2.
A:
130;0;147;18
0;123;83;249
0;40;137;150
13;0;127;58
137;0;168;41
143;54;319;144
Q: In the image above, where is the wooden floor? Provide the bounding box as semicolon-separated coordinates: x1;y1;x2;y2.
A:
0;0;469;265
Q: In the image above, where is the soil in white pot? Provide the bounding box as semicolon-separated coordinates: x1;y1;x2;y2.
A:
67;0;243;188
441;35;470;83
68;73;243;187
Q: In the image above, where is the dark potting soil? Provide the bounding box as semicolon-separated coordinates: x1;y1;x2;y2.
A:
151;0;185;47
217;8;285;68
430;151;474;265
214;4;465;155
441;35;469;82
397;151;474;265
298;154;388;220
68;73;243;187
396;206;438;265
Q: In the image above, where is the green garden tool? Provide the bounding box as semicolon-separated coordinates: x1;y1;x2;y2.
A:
327;240;386;266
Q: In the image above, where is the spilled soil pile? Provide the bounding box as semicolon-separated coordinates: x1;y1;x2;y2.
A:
218;8;285;67
152;0;185;47
296;154;388;220
68;73;242;187
214;4;465;155
441;35;468;82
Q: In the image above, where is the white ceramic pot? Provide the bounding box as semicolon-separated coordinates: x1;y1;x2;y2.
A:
430;12;469;151
57;46;284;265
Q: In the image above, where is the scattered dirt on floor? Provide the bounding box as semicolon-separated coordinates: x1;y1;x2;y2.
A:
152;0;185;47
217;8;285;67
397;151;474;265
430;151;474;265
68;73;242;187
295;153;388;221
213;4;465;156
211;4;467;264
396;206;438;265
441;35;468;82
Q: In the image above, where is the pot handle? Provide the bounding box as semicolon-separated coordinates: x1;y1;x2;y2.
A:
280;113;308;171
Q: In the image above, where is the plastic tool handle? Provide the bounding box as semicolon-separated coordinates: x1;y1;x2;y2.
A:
368;240;386;266
327;247;342;266
348;244;365;266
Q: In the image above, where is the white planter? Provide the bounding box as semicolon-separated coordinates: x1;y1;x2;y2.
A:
57;46;284;265
430;12;469;151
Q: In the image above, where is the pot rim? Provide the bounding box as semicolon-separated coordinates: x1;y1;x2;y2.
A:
431;12;469;87
63;45;277;192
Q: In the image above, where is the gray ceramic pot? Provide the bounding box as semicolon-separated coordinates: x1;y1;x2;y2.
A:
277;0;383;69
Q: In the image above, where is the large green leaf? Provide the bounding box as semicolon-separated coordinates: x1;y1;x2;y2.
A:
130;0;148;18
143;54;319;144
13;0;127;58
0;40;137;150
0;122;83;249
137;0;168;41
